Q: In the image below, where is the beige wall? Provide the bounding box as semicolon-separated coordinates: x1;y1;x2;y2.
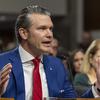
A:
0;0;67;16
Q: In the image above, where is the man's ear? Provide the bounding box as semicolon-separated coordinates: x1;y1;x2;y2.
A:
18;28;28;40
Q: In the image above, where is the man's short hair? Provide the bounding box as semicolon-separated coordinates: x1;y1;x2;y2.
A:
15;5;51;43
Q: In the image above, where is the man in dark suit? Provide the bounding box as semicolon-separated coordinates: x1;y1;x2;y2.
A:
0;5;100;100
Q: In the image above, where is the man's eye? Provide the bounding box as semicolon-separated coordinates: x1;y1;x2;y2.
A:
38;27;46;30
50;27;53;32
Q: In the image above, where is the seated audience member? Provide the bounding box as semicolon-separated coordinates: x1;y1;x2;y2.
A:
49;38;71;81
0;5;100;100
70;49;85;80
78;31;93;52
57;47;70;67
49;37;59;56
74;40;100;96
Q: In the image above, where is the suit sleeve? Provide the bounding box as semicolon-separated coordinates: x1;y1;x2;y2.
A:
62;66;78;98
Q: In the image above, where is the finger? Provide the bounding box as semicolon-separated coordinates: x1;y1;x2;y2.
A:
0;63;12;75
0;75;9;86
1;69;11;80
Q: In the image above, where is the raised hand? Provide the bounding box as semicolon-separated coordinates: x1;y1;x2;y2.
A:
0;63;12;95
95;58;100;86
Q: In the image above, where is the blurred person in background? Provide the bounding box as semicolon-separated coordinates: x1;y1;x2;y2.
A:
5;41;16;51
74;40;100;96
49;38;69;69
56;47;70;69
0;39;3;52
49;38;71;82
70;49;85;80
49;37;59;56
49;38;69;68
0;34;16;52
78;31;93;52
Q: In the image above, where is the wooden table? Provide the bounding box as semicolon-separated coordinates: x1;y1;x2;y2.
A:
77;99;100;100
43;98;100;100
0;98;14;100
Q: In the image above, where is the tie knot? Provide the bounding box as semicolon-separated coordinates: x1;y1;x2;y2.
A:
32;57;40;67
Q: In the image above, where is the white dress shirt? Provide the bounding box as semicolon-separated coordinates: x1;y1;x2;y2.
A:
18;45;49;100
92;85;100;98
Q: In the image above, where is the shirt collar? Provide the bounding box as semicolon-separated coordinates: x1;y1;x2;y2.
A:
18;45;43;63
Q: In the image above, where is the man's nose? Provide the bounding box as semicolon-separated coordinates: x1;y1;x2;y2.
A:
46;29;53;38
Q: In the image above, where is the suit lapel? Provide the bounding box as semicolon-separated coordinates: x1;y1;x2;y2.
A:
43;55;59;97
9;48;25;100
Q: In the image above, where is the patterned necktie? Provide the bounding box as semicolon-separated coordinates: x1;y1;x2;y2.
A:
32;57;42;100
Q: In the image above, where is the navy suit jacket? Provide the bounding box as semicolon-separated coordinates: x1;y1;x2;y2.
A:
0;47;94;100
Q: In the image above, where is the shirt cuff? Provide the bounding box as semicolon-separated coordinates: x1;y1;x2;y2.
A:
92;85;100;98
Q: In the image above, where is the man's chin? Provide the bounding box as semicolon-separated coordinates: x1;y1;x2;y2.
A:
42;48;50;54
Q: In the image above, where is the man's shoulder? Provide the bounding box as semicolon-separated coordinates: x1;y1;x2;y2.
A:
44;55;62;62
0;47;18;58
0;47;19;67
43;55;65;69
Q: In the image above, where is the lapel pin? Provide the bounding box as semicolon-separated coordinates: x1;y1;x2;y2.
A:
50;67;53;70
60;89;64;93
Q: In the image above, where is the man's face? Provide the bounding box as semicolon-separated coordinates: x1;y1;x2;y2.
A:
23;13;53;55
